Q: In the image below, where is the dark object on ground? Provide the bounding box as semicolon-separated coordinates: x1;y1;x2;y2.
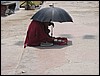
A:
1;1;16;16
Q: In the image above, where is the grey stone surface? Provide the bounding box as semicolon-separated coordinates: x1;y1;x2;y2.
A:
1;1;99;75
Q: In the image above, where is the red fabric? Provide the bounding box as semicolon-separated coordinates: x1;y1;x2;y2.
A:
24;20;53;48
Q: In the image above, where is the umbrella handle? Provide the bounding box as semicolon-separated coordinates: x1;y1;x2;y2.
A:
51;25;53;37
51;33;53;37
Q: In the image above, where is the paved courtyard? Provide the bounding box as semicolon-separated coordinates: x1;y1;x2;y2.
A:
1;1;99;75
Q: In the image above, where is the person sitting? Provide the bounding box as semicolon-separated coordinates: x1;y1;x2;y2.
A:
24;20;54;48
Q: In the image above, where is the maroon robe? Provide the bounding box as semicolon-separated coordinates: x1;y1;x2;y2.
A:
24;20;53;48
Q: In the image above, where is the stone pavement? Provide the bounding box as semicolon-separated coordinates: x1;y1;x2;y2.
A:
1;1;99;75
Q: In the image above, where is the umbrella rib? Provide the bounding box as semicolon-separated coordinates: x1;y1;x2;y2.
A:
60;9;73;22
59;9;67;22
33;8;50;22
55;9;61;19
37;8;52;22
42;8;52;22
52;8;55;21
37;9;48;22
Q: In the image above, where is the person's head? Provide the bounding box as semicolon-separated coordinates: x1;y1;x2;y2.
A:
43;22;50;26
43;22;54;26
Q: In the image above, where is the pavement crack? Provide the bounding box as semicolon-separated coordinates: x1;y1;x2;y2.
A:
14;49;25;75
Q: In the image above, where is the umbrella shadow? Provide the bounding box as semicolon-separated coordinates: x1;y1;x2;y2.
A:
82;35;96;39
59;34;74;39
33;40;73;49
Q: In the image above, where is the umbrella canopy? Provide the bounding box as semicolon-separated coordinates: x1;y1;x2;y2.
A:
31;6;73;22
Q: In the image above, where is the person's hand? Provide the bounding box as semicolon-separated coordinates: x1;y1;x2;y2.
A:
49;22;54;27
51;37;55;40
52;37;55;39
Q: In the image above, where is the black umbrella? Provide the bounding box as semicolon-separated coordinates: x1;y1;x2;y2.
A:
31;5;73;37
31;6;73;22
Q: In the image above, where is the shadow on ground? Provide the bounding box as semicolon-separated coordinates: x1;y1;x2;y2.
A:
14;40;72;49
59;34;74;39
30;40;73;49
1;43;5;45
83;35;97;39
